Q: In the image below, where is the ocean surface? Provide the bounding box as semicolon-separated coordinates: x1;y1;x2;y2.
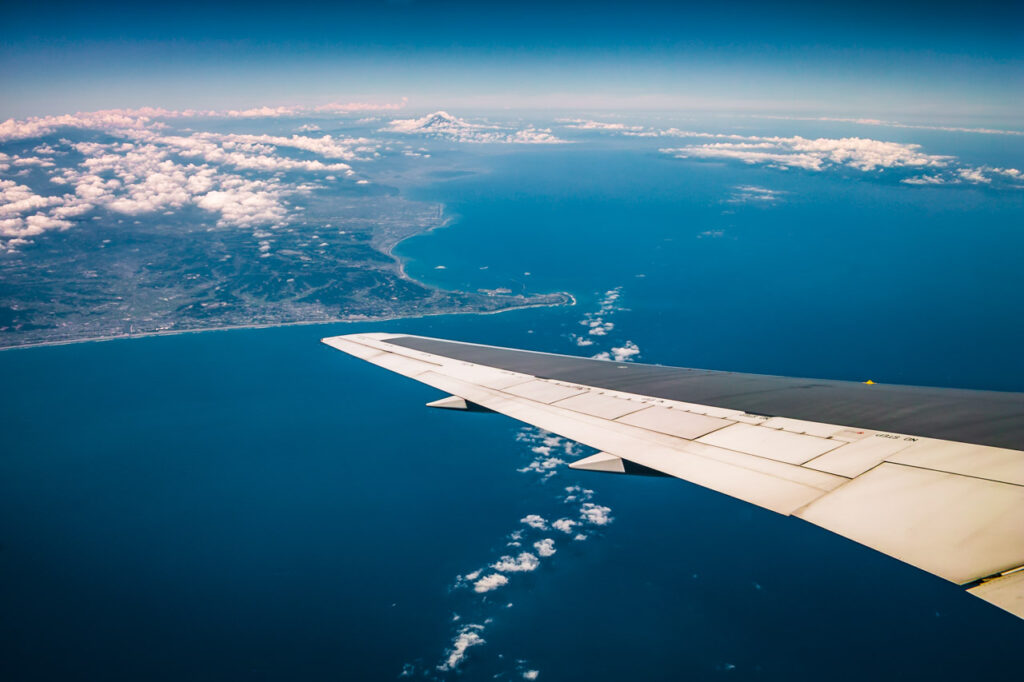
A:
3;135;1023;680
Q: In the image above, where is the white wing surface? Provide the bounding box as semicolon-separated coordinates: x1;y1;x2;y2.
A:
322;332;1024;619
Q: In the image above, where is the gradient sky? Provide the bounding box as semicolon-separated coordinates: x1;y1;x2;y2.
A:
2;0;1021;121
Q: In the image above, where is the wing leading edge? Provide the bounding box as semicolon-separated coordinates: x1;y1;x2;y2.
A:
322;332;1024;619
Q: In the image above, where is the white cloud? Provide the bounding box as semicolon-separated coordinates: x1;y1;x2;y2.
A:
592;341;640;362
0;109;163;142
0;101;408;142
12;156;55;168
523;670;540;680
492;552;540;573
438;624;486;671
221;100;406;119
580;502;613;526
0;179;63;218
57;141;292;229
154;134;359;172
577;287;624;341
0;120;387;249
0;180;80;248
661;134;953;172
552;518;578;534
559;118;644;132
533;538;556;557
901;174;949;185
518;456;566;477
610;341;641;362
387;111;566;144
958;167;992;183
758;114;1024;137
24;214;73;231
520;514;548;530
195;184;287;228
472;574;509;593
563;485;594;503
729;185;784;203
900;165;1022;187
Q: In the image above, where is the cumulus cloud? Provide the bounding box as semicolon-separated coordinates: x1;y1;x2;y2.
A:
0;180;80;247
580;502;613;526
958;167;992;183
0;109;163;142
492;552;541;573
387;111;566;144
515;429;583;479
472;574;509;593
57;141;291;229
552;518;578;534
563;485;595;503
574;287;624;344
11;156;55;168
592;340;641;363
152;133;362;172
194;184;287;228
423;433;615;679
0;179;63;218
438;624;486;670
661;134;953;172
520;514;548;530
900;165;1022;187
533;538;556;557
0;114;389;249
518;456;566;477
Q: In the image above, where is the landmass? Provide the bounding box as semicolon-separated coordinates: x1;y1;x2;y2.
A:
0;113;574;350
0;191;570;349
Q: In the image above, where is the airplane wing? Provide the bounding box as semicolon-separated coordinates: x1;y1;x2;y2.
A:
322;332;1024;619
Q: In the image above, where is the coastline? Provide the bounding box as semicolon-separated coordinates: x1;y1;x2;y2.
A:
0;293;576;353
1;198;577;353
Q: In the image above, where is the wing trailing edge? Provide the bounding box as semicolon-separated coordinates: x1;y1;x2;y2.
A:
322;332;1024;619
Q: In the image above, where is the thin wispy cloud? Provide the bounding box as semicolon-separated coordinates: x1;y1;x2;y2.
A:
728;185;784;203
0;101;407;143
558;118;644;132
757;115;1024;137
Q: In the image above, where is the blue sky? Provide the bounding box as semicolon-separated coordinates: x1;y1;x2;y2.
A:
2;1;1021;121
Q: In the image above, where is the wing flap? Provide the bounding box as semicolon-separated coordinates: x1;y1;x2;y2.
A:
796;463;1024;585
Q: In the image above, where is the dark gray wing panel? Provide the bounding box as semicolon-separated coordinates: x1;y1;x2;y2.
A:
386;335;1024;450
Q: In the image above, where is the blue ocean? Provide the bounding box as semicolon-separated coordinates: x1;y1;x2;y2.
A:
3;130;1023;680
